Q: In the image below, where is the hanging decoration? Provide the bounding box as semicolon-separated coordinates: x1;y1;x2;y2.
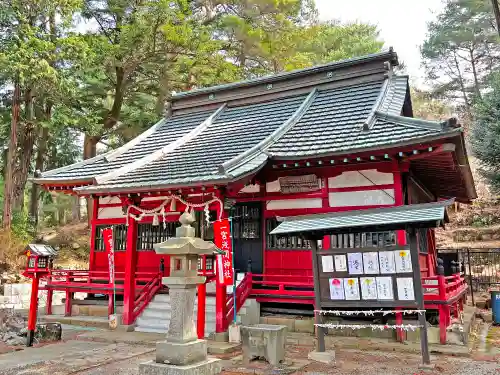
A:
125;194;224;226
315;309;426;316
315;323;423;332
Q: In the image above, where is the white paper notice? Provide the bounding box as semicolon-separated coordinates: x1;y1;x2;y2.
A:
379;251;396;274
363;252;379;274
361;277;378;300
397;277;415;301
321;255;334;272
376;277;394;300
334;254;347;272
329;278;345;300
343;278;360;300
347;253;363;275
395;250;413;273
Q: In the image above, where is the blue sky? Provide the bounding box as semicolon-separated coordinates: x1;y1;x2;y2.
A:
315;0;444;86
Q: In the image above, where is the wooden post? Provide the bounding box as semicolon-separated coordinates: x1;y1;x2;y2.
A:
46;289;53;315
395;309;404;342
64;291;73;316
197;282;207;339
123;218;137;326
27;276;40;347
108;293;115;316
215;274;226;333
408;227;431;365
310;237;326;352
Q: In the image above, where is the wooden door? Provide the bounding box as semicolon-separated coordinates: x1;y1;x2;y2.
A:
231;202;263;274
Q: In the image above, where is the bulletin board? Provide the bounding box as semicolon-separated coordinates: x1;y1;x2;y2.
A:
315;245;420;308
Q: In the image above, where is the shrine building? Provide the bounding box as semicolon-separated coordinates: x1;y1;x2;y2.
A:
32;48;475;342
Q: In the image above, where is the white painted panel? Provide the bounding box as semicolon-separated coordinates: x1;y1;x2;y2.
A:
99;196;121;204
239;184;260;193
329;189;395;207
142;196;170;202
328;169;394;188
267;198;322;210
98;206;125;219
266;179;280;193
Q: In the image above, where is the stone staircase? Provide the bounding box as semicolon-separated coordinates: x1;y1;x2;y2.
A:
135;275;259;336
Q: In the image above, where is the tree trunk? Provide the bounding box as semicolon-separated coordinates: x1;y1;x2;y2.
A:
469;47;481;99
452;51;471;116
72;195;80;222
12;88;36;211
492;0;500;36
29;124;50;225
2;80;21;229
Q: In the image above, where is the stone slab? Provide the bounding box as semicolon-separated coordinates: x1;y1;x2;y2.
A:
308;350;336;364
156;339;207;366
139;358;221;375
241;324;287;366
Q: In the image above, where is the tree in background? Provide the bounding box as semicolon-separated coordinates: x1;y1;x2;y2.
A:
471;72;500;192
421;0;500;117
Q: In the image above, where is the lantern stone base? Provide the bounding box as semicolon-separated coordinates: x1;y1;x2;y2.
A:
138;358;221;375
156;339;208;366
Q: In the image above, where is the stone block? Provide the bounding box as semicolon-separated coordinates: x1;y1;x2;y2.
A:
240;299;260;326
139;358;221;375
241;324;287;366
156;339;207;366
266;317;294;331
294;318;314;333
308;350;335;364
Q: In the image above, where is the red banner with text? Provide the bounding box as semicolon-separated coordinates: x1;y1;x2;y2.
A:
102;228;115;283
214;219;234;286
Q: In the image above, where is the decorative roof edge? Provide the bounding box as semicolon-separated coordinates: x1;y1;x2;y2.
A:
173;49;398;100
218;89;318;175
269;127;463;160
362;78;391;130
94;104;228;185
374;111;450;131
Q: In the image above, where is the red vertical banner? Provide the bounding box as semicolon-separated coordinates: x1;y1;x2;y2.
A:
102;227;114;283
214;219;234;286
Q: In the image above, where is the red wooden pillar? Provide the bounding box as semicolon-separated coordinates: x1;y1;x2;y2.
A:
108;293;115;316
197;282;207;339
395;309;404;342
89;197;99;271
123;217;138;326
27;276;40;346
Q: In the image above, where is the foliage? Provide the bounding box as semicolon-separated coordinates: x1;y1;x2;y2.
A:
411;89;452;121
471;71;500;192
421;0;500;115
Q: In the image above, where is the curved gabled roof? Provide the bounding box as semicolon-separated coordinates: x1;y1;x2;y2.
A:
34;50;475;202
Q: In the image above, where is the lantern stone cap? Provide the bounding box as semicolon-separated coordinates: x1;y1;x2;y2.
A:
153;211;218;255
162;276;206;286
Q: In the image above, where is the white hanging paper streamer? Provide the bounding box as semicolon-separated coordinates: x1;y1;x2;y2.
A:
315;309;426;316
315;323;423;331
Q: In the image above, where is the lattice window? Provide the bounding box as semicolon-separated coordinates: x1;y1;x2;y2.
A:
37;257;47;268
136;222;180;251
94;224;127;252
232;205;260;239
330;231;396;249
417;228;429;254
266;218;322;250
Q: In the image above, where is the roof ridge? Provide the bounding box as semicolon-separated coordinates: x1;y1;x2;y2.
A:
219;89;318;175
362;77;390;130
173;49;398;100
103;116;169;162
94;104;227;185
374;111;446;131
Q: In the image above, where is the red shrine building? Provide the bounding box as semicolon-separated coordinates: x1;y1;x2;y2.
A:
33;49;475;343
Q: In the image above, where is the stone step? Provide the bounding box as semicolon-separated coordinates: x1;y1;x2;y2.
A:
134;326;167;334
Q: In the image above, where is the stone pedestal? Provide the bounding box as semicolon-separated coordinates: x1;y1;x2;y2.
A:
241;324;287;365
138;212;221;375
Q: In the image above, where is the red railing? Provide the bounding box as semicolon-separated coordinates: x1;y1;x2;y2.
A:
250;274;315;303
132;272;162;322
224;272;253;330
422;273;468;303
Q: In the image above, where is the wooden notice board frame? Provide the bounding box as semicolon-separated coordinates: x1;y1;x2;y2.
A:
269;200;456;366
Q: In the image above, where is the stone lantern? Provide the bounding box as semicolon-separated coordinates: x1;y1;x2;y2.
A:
139;211;221;375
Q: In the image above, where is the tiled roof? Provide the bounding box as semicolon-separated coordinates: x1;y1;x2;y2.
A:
270;199;455;236
35;110;213;182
